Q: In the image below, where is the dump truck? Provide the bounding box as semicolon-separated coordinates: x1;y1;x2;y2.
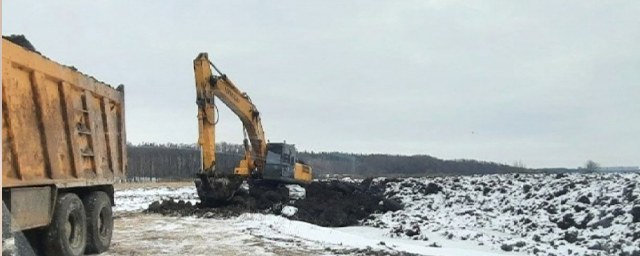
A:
2;37;126;256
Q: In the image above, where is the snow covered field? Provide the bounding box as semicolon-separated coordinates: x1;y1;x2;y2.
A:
111;173;639;255
364;173;640;256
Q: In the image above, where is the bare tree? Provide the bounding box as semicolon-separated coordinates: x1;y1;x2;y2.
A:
512;160;527;169
584;160;601;172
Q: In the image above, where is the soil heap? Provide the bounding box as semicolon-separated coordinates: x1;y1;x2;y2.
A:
2;34;39;53
146;178;403;227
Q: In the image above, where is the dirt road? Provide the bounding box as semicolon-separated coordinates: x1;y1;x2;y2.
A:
107;213;325;256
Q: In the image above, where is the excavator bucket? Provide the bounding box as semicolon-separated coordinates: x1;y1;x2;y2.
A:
195;173;244;204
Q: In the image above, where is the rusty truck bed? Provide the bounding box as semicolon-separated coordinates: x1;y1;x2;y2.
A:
2;39;126;189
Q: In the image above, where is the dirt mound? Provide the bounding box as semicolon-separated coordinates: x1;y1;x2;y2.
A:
2;34;107;84
291;180;402;227
145;179;403;227
145;200;246;218
363;173;640;255
2;35;39;53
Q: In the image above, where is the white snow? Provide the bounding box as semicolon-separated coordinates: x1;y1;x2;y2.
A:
285;184;306;200
113;184;517;255
235;213;518;256
112;172;639;255
363;173;640;256
281;206;298;217
114;185;198;212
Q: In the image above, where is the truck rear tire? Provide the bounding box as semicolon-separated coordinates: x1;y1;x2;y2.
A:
83;191;113;254
44;193;86;256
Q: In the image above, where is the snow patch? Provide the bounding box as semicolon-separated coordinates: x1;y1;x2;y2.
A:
285;184;306;200
235;213;516;256
281;206;298;217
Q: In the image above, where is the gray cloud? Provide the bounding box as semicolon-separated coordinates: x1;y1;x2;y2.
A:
3;0;639;168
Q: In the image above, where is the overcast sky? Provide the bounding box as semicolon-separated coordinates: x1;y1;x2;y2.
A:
3;1;639;168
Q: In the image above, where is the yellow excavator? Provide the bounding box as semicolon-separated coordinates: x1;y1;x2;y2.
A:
193;53;312;203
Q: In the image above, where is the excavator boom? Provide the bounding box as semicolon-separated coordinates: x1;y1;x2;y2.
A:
194;53;266;175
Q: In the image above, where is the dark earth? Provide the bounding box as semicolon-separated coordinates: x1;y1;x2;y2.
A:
146;178;403;227
2;34;39;53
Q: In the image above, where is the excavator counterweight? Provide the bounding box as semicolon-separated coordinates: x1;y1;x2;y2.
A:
193;53;312;203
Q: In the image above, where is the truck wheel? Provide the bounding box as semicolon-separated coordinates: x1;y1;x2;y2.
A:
44;193;86;256
83;191;113;254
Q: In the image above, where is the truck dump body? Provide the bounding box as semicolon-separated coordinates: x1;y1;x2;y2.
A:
2;38;126;188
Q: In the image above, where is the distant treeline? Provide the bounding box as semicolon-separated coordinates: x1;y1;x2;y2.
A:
125;142;571;182
126;142;242;182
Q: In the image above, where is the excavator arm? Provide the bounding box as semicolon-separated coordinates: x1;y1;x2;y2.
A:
194;53;267;176
194;53;270;202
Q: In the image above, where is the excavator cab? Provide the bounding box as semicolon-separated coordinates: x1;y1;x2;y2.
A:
196;143;311;204
263;143;312;185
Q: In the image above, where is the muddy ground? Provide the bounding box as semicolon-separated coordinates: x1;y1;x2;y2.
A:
146;178;403;227
106;214;325;256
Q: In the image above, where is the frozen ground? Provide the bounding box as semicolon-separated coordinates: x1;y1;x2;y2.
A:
114;185;198;212
363;173;640;256
111;182;517;256
111;173;639;255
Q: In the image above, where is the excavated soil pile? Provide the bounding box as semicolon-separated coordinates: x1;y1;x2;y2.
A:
3;34;39;53
145;199;246;219
146;178;403;227
290;179;402;227
3;34;101;82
